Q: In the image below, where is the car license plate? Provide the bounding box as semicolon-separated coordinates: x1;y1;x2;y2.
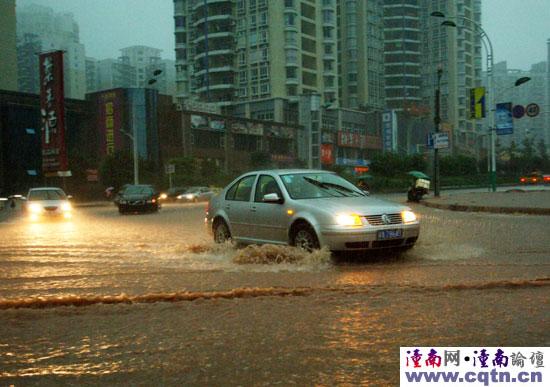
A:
377;229;402;240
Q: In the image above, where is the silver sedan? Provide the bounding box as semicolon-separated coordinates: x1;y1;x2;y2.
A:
205;169;420;251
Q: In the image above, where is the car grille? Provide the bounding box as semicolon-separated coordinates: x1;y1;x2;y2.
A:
44;206;58;211
129;200;144;205
363;213;402;226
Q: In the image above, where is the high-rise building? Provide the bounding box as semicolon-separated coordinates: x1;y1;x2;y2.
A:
174;0;341;120
338;0;385;110
119;46;162;87
96;59;137;91
85;57;99;93
381;0;481;154
16;4;87;99
0;0;18;91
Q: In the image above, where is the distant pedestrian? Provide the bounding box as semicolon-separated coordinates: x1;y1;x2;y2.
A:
105;186;115;199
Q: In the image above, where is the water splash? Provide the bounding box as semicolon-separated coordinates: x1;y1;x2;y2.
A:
233;244;332;266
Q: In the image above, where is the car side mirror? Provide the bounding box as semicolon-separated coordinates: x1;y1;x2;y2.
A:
67;195;73;200
263;193;283;204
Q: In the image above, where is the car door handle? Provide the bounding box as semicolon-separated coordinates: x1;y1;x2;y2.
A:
250;206;257;212
225;205;230;210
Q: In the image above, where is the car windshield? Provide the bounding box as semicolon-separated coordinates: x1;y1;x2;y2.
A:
280;173;366;199
28;189;67;201
124;186;154;195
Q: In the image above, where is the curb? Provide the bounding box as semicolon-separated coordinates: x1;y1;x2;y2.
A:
421;200;550;216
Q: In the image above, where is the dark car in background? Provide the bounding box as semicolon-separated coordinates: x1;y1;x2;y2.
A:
117;184;160;214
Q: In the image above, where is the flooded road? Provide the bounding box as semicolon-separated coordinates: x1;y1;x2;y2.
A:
0;201;549;385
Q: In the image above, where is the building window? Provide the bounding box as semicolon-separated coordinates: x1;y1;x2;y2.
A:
249;14;257;28
285;0;294;8
251;85;259;96
249;31;258;46
260;65;269;79
259;11;268;26
286;67;297;79
175;16;185;27
250;67;259;81
238;51;246;65
324;44;333;54
323;10;334;23
284;13;295;26
285;31;297;45
260;82;270;94
239;70;247;84
260;30;268;44
285;49;297;64
261;48;269;61
287;85;297;96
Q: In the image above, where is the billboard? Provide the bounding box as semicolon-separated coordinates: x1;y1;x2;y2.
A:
337;131;382;149
39;50;68;175
495;102;513;135
469;87;486;119
320;144;333;165
382;110;397;152
98;90;123;156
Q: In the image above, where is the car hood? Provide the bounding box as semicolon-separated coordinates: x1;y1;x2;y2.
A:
299;195;409;215
29;199;67;207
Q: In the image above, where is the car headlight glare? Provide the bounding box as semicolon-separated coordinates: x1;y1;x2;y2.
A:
159;193;167;200
61;202;72;212
335;214;362;226
186;194;194;200
402;210;417;223
29;203;42;213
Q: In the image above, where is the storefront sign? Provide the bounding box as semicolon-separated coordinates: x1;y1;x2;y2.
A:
40;50;68;174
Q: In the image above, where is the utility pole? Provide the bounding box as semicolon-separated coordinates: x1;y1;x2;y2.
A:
433;66;443;197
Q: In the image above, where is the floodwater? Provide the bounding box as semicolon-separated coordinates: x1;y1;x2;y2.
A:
0;201;549;385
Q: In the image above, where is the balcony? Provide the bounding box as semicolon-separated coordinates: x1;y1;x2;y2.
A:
193;0;231;11
194;48;233;60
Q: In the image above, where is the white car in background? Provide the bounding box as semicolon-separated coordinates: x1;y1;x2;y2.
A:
25;187;73;220
177;186;215;202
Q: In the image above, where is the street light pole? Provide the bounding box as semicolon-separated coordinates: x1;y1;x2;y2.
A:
120;129;139;185
431;12;496;190
434;66;443;197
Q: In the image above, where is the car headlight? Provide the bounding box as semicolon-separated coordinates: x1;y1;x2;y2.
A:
185;194;194;200
402;210;417;223
159;193;167;200
61;202;72;212
335;214;362;226
29;203;42;213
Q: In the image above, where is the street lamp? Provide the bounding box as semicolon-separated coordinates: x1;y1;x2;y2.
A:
433;66;443;197
431;12;499;191
120;128;139;185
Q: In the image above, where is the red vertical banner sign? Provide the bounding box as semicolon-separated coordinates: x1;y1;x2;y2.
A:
39;50;68;175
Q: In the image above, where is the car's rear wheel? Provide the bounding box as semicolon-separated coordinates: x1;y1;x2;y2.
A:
214;219;231;243
291;223;320;251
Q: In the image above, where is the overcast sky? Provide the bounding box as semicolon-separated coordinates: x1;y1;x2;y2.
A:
16;0;550;70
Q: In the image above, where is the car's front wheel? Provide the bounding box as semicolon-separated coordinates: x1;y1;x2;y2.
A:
291;223;320;251
213;219;231;243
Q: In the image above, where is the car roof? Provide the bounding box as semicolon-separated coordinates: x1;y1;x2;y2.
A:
28;187;65;191
246;169;335;175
